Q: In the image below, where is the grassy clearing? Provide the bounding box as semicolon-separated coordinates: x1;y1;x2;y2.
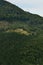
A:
6;28;31;35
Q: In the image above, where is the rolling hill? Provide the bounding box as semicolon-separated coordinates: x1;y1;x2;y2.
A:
0;0;43;65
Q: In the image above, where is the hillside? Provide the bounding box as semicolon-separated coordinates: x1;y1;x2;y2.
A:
0;0;43;65
0;0;43;33
0;32;43;65
0;0;43;24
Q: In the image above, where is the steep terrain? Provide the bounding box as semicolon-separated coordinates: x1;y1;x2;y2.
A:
0;0;43;32
0;0;43;24
0;0;43;65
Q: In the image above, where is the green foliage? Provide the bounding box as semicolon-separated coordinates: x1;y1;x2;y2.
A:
0;32;43;65
0;0;43;25
0;0;43;65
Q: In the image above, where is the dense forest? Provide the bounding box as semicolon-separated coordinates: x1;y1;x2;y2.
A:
0;0;43;65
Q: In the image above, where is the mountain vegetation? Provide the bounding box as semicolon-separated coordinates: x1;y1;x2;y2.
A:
0;0;43;65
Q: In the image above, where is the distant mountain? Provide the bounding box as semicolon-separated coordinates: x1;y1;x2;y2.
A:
0;0;43;33
0;0;29;21
0;0;43;65
0;0;43;25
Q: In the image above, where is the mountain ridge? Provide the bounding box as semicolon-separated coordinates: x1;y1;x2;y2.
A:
0;0;43;33
0;0;43;23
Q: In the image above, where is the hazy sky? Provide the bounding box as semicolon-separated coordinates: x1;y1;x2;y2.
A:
6;0;43;17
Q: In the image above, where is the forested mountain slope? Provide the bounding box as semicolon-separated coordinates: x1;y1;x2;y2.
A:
0;0;43;65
